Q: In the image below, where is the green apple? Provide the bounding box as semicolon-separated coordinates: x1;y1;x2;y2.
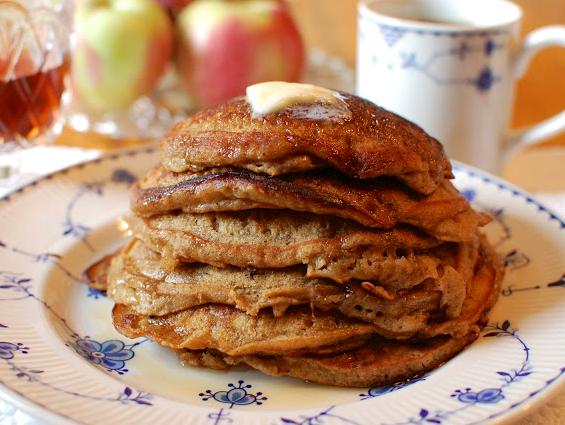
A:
175;0;304;107
72;0;173;111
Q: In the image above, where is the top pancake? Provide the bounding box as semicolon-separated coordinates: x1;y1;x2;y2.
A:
161;94;452;194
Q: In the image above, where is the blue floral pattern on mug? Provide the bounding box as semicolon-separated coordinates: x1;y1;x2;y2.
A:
371;24;504;93
475;66;496;91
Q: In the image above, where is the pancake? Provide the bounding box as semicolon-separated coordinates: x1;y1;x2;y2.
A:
107;239;470;338
85;252;118;290
218;244;501;387
130;166;488;242
177;331;478;387
161;93;452;194
133;243;499;387
81;83;505;388
132;210;480;291
132;211;447;286
111;240;501;355
419;237;503;339
113;304;378;357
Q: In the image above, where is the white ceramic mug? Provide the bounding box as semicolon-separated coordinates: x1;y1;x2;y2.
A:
357;0;565;172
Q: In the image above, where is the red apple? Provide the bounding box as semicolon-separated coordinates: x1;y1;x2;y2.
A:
155;0;193;16
72;0;173;112
175;0;304;107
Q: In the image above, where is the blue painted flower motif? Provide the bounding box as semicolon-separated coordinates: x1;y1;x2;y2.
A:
378;24;406;47
484;39;496;56
0;342;28;359
13;366;44;381
207;409;232;424
62;221;91;238
360;376;426;399
452;388;505;404
503;249;531;270
73;339;134;374
111;168;137;184
484;319;512;336
117;386;153;406
547;274;565;288
0;272;31;292
82;182;104;196
475;67;496;91
281;406;362;425
399;52;417;68
450;319;531;409
87;287;106;299
460;188;476;202
417;408;445;424
0;145;562;422
199;380;267;408
394;46;502;93
33;253;61;263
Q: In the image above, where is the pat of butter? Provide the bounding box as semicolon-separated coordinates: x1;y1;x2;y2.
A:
246;81;342;115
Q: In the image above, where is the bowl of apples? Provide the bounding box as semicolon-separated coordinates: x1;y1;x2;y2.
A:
67;0;344;140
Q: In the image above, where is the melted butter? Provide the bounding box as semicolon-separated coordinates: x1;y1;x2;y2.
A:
246;81;350;120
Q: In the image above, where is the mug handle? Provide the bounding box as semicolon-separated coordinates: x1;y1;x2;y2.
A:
505;25;565;149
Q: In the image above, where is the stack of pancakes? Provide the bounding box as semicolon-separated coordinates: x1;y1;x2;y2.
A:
98;91;503;387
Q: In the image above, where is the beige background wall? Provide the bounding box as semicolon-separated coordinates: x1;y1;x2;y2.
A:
289;0;565;145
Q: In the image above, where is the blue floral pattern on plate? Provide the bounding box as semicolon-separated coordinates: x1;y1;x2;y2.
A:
72;339;135;374
0;342;28;360
199;380;267;408
0;148;563;425
87;287;106;299
359;376;426;400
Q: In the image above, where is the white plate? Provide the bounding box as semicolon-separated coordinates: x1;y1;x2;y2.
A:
0;147;563;425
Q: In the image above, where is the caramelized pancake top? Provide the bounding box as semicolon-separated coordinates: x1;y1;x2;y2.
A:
161;94;452;194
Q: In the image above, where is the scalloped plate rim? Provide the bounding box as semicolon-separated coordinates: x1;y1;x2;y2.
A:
0;146;563;425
